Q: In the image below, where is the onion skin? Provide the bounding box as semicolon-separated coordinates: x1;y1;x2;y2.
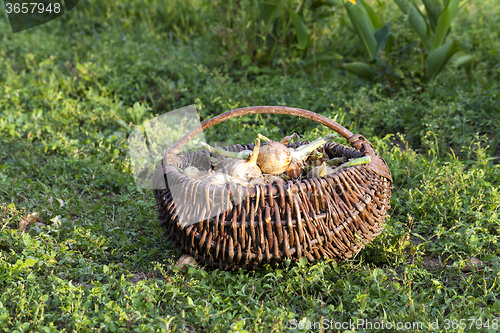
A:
249;177;266;187
283;160;302;178
248;174;285;188
264;174;285;186
279;133;299;145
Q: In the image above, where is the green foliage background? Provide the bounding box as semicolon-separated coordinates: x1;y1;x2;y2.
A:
0;0;499;331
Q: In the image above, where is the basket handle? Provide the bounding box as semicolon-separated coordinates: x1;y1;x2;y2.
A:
165;106;392;180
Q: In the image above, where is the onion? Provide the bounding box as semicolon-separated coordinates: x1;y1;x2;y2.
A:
202;173;249;186
256;133;337;177
183;166;201;180
308;150;325;166
229;139;262;182
256;135;292;175
176;254;198;272
329;156;371;173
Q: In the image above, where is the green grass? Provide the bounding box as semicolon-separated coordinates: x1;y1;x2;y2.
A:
1;0;500;332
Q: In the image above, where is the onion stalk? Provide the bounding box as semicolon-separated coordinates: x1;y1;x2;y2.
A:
307;162;333;178
308;156;371;178
199;142;252;159
329;156;371;174
326;156;348;166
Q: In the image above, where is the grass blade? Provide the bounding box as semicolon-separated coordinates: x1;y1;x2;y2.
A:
426;40;459;81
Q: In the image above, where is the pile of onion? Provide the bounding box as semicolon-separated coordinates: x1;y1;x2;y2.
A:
195;133;370;186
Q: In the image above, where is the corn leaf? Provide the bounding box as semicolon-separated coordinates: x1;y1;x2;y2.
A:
304;52;343;65
422;0;443;31
374;24;391;59
453;54;479;67
344;1;377;60
431;0;460;50
312;0;343;6
358;0;382;30
341;16;356;33
260;0;285;34
288;8;309;49
409;5;432;50
426;40;459;81
394;0;411;14
342;62;377;81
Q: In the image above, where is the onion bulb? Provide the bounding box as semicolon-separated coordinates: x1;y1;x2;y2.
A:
176;254;198;272
229;139;262;182
256;133;337;177
256;134;292;175
183;166;201;180
202;173;249;186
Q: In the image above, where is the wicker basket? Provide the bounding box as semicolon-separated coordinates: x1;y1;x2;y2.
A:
154;106;392;270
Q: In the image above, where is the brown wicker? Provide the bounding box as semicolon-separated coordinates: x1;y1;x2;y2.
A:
154;106;393;270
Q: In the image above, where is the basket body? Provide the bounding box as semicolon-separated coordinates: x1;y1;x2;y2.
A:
154;140;392;270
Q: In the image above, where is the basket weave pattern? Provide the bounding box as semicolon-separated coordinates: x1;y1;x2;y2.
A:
154;106;393;270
